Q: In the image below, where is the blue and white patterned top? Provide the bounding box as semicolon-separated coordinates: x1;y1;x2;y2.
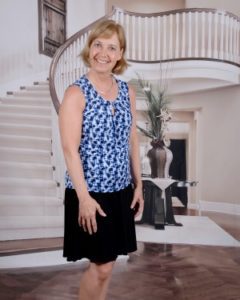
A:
65;75;132;192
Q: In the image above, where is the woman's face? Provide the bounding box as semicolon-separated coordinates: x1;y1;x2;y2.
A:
89;33;123;74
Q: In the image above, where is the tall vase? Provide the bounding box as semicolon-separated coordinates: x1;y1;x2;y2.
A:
147;140;173;178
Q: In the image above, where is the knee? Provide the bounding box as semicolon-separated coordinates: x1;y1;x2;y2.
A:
91;261;115;282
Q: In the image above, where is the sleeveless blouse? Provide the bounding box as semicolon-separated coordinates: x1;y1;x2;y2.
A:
65;75;133;192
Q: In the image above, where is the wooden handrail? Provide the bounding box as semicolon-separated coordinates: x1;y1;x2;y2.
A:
113;6;240;20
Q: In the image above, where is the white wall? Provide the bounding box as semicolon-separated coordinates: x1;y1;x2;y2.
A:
67;0;106;36
0;0;106;96
107;0;185;13
172;85;240;208
185;0;240;16
0;0;51;95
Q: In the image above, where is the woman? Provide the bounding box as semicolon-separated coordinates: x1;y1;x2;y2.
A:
59;19;144;300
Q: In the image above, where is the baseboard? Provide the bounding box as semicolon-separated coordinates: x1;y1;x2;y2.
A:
189;200;240;216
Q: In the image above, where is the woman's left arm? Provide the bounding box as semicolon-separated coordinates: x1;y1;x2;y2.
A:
128;85;144;217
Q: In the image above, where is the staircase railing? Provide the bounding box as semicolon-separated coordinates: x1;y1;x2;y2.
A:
49;6;240;113
49;7;240;196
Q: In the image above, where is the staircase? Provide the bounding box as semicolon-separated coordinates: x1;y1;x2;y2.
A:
0;81;64;241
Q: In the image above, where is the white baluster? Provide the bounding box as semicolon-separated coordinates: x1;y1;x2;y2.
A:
181;12;186;57
220;12;224;59
132;15;136;60
151;16;155;60
63;50;68;91
207;12;212;58
213;12;218;58
169;14;173;60
235;19;240;64
188;12;192;57
163;15;167;60
138;16;142;60
201;11;205;57
112;9;117;22
144;17;148;61
119;10;124;27
225;15;229;61
175;13;179;59
232;19;237;63
194;12;199;57
69;43;73;84
229;17;233;61
125;14;130;59
157;16;161;60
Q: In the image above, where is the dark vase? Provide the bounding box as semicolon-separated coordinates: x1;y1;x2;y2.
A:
147;139;173;178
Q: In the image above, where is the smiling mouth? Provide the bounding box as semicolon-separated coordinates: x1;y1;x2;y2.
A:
95;58;110;64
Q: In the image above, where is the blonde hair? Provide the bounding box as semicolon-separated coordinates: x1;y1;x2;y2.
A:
81;19;129;75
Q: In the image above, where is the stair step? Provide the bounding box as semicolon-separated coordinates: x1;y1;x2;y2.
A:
0;203;63;217
0;195;62;206
25;85;50;91
0;206;63;217
11;90;50;98
0;216;64;240
0;162;53;180
0;79;62;241
0;147;51;164
0;123;51;138
0;104;51;116
0;178;57;197
34;81;49;86
0;112;51;126
0;195;63;217
1;96;51;107
0;216;63;229
0;134;51;151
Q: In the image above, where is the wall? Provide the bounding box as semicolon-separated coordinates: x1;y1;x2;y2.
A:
0;0;51;95
185;0;240;16
172;85;240;211
107;0;185;13
67;0;106;36
0;0;106;96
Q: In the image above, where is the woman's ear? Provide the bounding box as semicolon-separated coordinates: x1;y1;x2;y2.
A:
117;48;123;61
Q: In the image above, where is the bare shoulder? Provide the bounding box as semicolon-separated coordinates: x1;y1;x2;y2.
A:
127;83;136;98
127;83;136;108
60;85;85;114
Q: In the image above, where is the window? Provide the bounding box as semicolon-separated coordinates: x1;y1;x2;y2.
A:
38;0;66;57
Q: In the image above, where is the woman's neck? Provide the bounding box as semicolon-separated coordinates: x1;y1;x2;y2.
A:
87;70;112;82
87;71;115;97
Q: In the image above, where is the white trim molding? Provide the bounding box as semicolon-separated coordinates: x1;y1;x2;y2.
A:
189;201;240;216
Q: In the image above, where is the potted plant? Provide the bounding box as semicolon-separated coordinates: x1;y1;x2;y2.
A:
137;75;173;178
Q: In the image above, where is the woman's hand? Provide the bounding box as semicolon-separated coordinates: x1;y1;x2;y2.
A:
79;195;106;235
130;185;144;218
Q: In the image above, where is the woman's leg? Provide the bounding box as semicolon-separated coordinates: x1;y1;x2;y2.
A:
79;260;115;300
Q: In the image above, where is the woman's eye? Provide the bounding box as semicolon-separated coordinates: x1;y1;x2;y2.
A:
93;42;101;48
109;46;117;51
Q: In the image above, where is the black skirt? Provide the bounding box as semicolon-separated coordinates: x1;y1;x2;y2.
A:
63;184;137;263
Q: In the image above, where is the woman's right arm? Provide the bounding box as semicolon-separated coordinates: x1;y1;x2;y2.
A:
58;86;106;234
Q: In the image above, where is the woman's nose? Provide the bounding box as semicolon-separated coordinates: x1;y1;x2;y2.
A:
99;46;108;56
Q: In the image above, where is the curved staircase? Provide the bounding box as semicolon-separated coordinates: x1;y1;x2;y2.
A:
0;81;63;241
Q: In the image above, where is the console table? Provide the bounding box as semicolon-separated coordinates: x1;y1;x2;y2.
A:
139;177;198;229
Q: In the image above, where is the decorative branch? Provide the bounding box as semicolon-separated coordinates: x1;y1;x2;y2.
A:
136;73;172;142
